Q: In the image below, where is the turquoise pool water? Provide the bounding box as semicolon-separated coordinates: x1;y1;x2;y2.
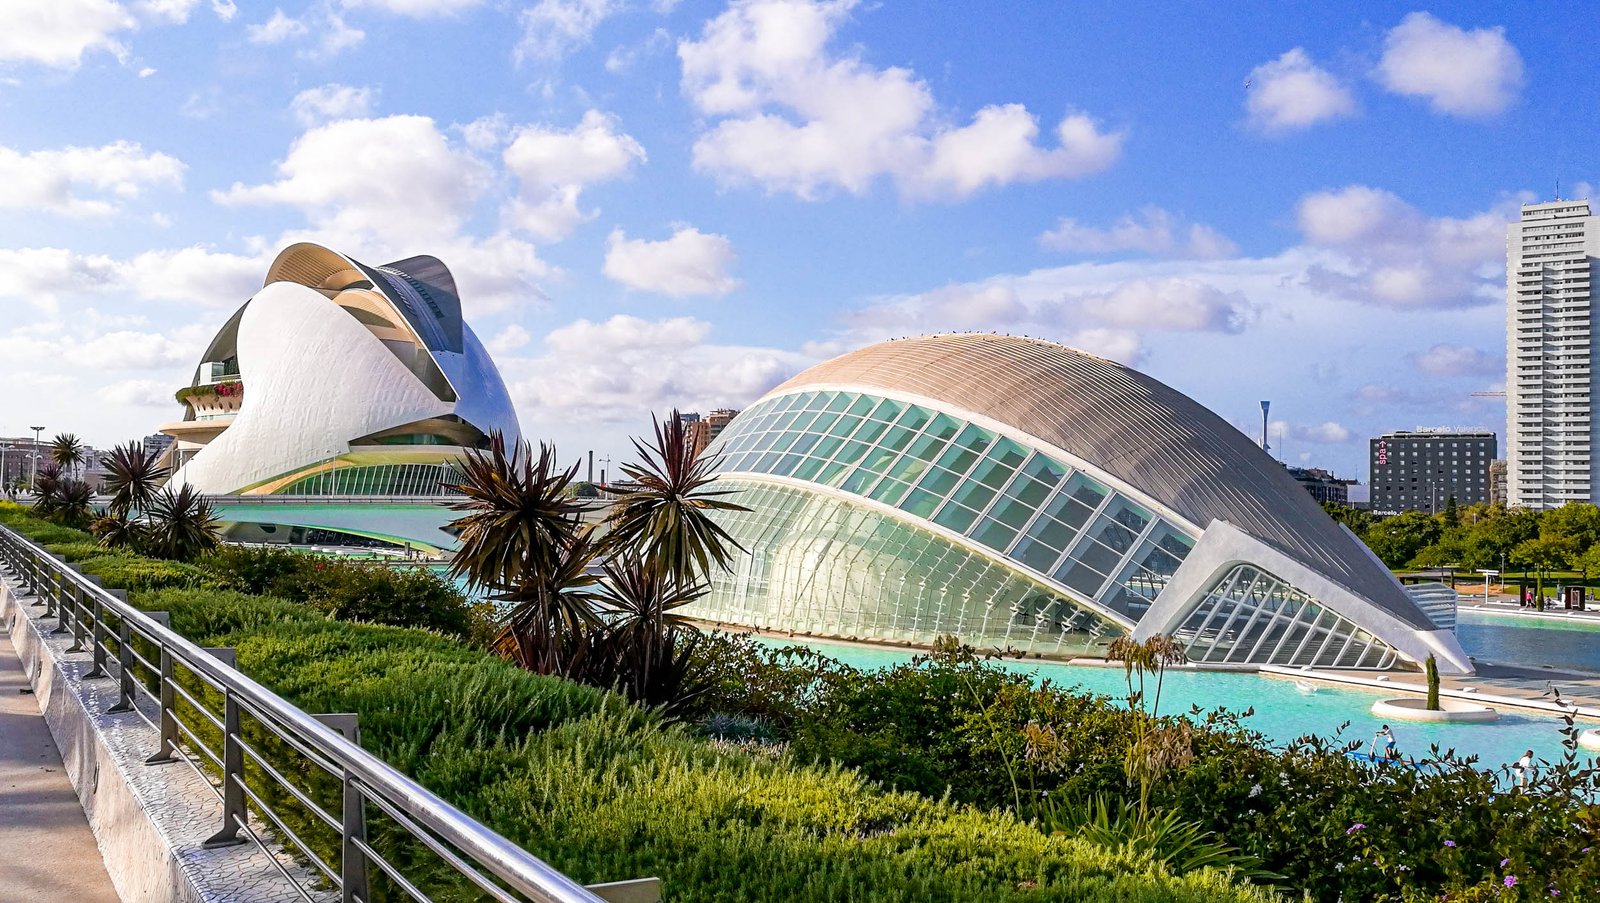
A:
1456;608;1600;673
762;635;1600;771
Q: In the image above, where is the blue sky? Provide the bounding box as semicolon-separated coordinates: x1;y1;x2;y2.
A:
0;1;1588;485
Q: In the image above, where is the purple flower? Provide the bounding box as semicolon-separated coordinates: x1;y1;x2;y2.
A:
1347;823;1366;835
1505;875;1518;888
1443;840;1456;848
1502;858;1511;868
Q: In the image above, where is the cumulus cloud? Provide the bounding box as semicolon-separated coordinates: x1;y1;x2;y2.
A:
1245;48;1356;133
487;324;531;354
341;0;483;16
505;314;809;423
1271;419;1353;444
1376;12;1524;117
678;0;1121;200
501;110;645;241
247;8;306;44
1067;278;1256;333
1040;207;1237;259
603;226;739;298
215;115;490;247
0;0;136;68
517;0;623;62
0;244;261;311
290;84;375;126
99;378;179;407
0;140;184;217
1409;343;1502;377
1295;184;1513;308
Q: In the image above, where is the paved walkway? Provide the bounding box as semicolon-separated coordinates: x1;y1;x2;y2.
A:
0;628;121;902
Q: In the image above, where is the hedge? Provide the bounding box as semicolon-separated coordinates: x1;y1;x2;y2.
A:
0;507;1276;903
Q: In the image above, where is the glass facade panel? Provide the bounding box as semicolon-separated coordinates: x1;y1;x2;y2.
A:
275;463;465;496
705;388;1199;631
1175;564;1399;670
687;479;1123;656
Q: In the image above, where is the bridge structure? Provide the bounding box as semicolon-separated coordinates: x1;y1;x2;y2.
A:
204;495;612;556
0;523;656;903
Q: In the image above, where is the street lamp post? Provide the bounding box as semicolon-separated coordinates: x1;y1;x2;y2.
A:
29;426;43;485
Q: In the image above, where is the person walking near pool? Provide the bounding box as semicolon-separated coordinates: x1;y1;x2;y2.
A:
1372;725;1398;760
1514;749;1535;787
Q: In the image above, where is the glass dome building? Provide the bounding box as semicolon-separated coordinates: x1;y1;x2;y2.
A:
687;334;1471;674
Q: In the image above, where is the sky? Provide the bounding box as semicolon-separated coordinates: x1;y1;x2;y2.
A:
0;1;1590;485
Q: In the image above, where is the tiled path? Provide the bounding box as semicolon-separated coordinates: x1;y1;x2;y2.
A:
0;628;121;902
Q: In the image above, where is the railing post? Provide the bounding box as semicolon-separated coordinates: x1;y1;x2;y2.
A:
316;713;368;903
106;616;137;714
29;554;47;606
203;690;247;849
145;647;179;765
84;592;110;679
50;571;71;635
67;582;88;653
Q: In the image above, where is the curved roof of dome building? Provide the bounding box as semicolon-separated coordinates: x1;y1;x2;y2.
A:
770;333;1426;630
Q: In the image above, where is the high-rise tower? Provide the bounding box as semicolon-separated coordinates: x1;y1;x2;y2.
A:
1507;200;1600;508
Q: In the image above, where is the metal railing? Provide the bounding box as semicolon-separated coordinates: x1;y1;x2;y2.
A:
0;524;610;903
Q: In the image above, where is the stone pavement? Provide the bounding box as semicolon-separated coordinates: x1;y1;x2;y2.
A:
0;627;121;902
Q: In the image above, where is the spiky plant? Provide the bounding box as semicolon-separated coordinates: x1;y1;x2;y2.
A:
590;553;711;718
448;434;604;676
604;410;748;592
92;511;148;552
31;461;64;515
49;432;87;476
101;440;169;517
53;478;93;529
144;484;221;561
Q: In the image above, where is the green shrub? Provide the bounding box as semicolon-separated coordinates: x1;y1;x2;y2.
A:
76;554;212;591
44;540;110;562
202;545;494;643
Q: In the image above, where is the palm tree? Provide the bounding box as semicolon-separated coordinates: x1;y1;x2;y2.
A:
49;433;87;477
144;484;221;561
447;435;602;675
604;410;748;592
54;479;93;529
101;441;169;517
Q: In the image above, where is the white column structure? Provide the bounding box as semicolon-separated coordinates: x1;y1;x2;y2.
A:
1507;200;1600;509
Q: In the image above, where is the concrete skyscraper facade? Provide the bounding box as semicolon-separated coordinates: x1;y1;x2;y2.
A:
1507;200;1600;509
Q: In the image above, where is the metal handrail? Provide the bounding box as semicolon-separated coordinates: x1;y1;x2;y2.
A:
0;524;606;903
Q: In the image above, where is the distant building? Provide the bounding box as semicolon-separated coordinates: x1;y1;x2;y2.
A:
1507;200;1600;509
686;407;741;458
0;437;45;489
1286;465;1355;505
1369;429;1497;514
143;433;174;462
1489;459;1508;507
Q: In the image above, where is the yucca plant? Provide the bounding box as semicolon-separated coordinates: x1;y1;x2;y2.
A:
31;460;64;516
448;435;603;676
590;554;711;718
605;409;748;592
101;440;169;517
53;478;94;529
144;484;222;561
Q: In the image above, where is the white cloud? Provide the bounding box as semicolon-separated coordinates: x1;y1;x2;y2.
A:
1376;12;1524;117
506;314;809;423
99;378;177;407
1409;343;1502;377
517;0;623;63
341;0;483;16
501;110;645;241
0;244;261;311
1271;420;1353;444
247;9;306;44
1058;328;1143;365
604;27;670;73
678;0;1121;200
1296;184;1514;308
290;84;376;126
0;0;136;68
137;0;200;23
214;115;491;247
1245;48;1356;133
210;0;237;21
0;140;184;217
1068;278;1256;334
603;226;739;297
488;324;531;354
1040;207;1237;259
